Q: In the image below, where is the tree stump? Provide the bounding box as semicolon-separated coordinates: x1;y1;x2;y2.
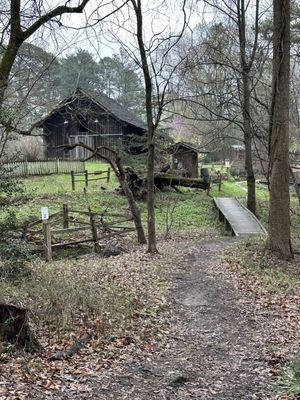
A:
0;304;41;352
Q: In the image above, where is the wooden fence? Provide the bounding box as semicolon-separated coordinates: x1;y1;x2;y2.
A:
21;204;134;261
1;159;85;177
71;168;110;190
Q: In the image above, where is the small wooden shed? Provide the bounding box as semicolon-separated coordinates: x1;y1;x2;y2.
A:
169;142;208;178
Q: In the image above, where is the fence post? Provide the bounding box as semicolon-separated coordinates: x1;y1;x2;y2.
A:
25;161;29;177
85;170;88;187
56;158;59;174
43;221;52;262
83;187;100;253
90;212;100;253
63;204;69;228
107;167;111;183
71;171;75;191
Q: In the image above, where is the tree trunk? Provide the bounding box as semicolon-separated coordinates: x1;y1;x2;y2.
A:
267;0;293;259
121;180;147;245
132;0;158;253
61;143;147;245
0;304;41;352
154;174;209;190
114;151;147;245
243;74;256;214
238;0;257;215
0;43;22;106
147;127;157;253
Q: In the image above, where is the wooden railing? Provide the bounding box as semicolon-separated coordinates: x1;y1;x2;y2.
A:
1;159;85;177
21;204;134;261
71;169;110;190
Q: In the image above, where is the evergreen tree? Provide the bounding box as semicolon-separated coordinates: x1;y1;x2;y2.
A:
58;49;101;94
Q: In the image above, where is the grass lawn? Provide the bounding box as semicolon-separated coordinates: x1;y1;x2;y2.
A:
6;161;298;243
10;162;222;238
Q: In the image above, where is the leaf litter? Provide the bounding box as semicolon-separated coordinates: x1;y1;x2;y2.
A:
0;231;299;399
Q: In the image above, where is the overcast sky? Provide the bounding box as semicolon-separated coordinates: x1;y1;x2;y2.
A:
27;0;266;62
29;0;212;59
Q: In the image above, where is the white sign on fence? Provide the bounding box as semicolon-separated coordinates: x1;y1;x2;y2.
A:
41;207;49;221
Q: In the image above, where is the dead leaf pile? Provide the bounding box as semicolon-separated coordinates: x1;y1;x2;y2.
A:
219;238;300;398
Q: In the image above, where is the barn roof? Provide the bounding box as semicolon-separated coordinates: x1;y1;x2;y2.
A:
169;141;209;154
37;87;146;131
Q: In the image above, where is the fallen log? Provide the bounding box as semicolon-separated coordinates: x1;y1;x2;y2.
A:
154;173;210;190
50;333;91;360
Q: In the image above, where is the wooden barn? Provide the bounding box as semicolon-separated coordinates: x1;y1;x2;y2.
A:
169;142;208;178
37;88;146;159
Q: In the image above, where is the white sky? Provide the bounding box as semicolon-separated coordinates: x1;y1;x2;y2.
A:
29;0;213;60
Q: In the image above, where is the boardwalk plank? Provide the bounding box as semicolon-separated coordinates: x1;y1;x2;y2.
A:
214;197;267;236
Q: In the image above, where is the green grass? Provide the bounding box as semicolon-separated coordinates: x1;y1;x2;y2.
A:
3;163;299;247
209;178;269;201
13;162;120;219
201;163;229;174
278;353;300;396
23;161;116;195
7;162;221;238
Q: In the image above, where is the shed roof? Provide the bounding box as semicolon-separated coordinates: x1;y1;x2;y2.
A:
169;141;209;154
37;87;146;131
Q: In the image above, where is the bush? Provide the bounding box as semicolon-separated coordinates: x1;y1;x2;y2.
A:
0;215;32;280
0;165;31;279
0;257;147;336
5;136;43;161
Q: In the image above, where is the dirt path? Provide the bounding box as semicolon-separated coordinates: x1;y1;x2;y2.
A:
55;238;273;400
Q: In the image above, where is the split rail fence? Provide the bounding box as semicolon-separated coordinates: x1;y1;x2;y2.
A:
71;168;111;190
1;159;85;177
22;204;134;261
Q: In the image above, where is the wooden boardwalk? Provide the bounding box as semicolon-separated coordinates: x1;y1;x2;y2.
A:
214;197;267;237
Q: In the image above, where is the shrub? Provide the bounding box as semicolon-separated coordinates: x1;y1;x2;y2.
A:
0;257;147;337
0;165;31;279
5;136;43;161
0;214;32;280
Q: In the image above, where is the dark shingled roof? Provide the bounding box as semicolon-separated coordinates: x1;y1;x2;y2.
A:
77;88;146;130
37;87;146;131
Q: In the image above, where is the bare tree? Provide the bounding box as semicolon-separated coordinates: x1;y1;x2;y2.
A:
0;1;133;137
237;0;260;215
97;1;188;252
185;1;262;214
267;0;293;259
0;1;92;108
130;0;158;252
60;142;147;245
123;0;187;252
